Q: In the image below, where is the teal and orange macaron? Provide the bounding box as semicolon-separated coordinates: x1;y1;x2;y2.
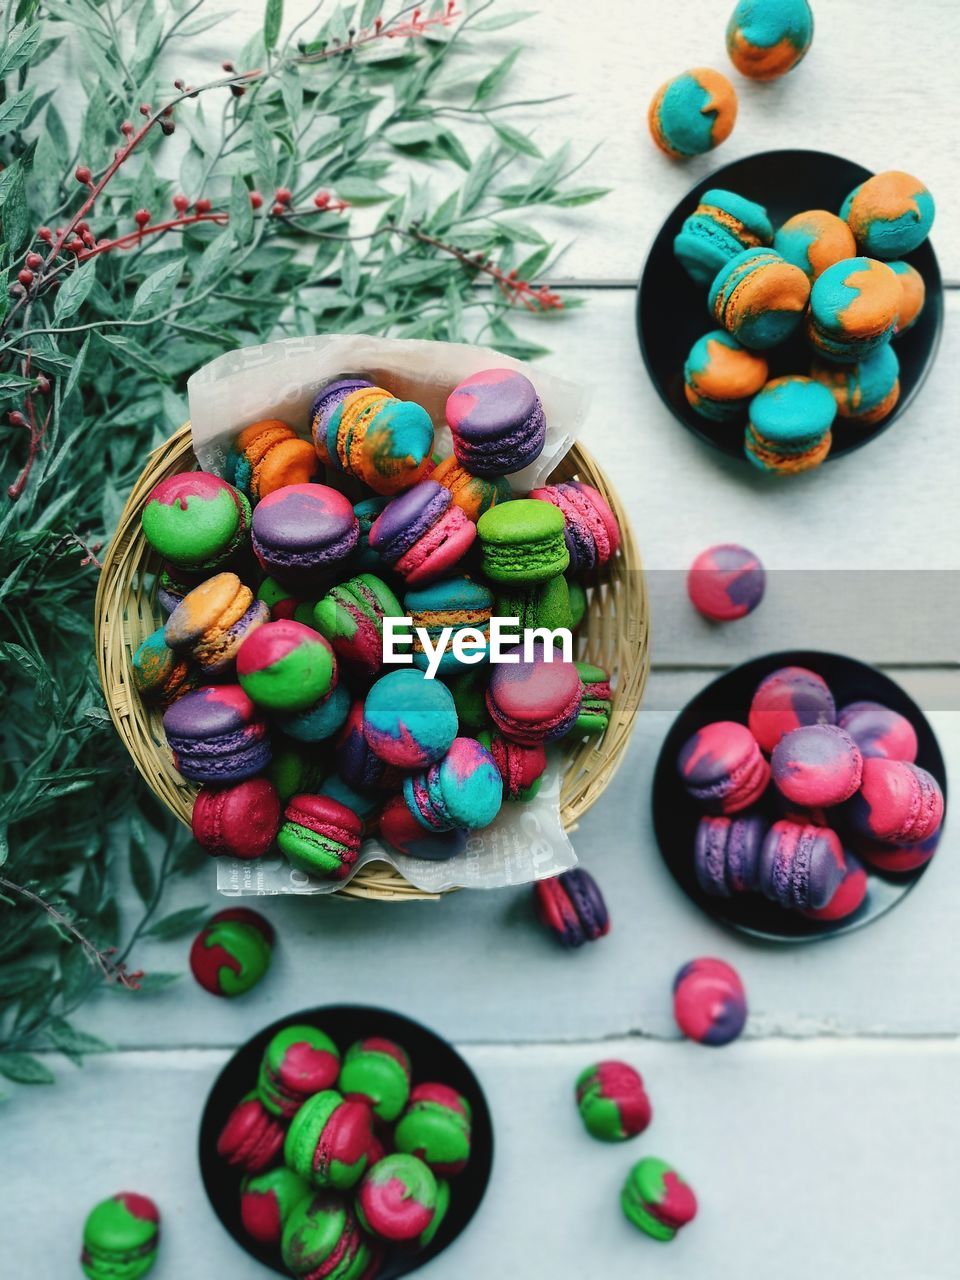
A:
394;1082;472;1176
745;375;836;473
648;68;738;159
888;261;926;334
282;1194;381;1280
164;572;269;675
621;1157;698;1241
258;1024;341;1117
357;1154;438;1242
141;471;251;571
575;662;612;734
806;256;900;363
431;454;512;521
236;619;336;711
284;1089;374;1189
277;793;363;880
476;497;569;583
316;384;435;495
709;248;810;349
726;0;813;80
674;189;773;286
812;344;901;425
405;576;494;676
773;209;857;281
189;908;274;997
313;573;404;677
81;1192;160;1280
683;330;769;421
576;1061;652;1141
131;626;202;707
842;170;935;259
240;1167;310;1246
338;1038;412;1122
225;419;318;502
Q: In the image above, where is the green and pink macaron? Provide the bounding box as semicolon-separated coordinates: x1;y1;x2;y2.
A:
394;1082;472;1176
81;1193;160;1280
258;1024;342;1117
576;1061;652;1141
313;573;404;677
189;908;274;997
277;793;364;880
240;1167;310;1246
338;1038;412;1123
282;1194;381;1280
237;619;337;711
284;1089;374;1189
357;1153;439;1243
141;471;251;571
621;1156;698;1241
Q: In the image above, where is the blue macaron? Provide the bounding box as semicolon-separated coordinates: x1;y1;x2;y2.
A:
674;189;774;286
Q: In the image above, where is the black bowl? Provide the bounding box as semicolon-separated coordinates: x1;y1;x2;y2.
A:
199;1005;493;1277
651;651;947;942
637;150;943;464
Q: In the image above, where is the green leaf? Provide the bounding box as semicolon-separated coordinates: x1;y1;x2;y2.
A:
145;905;209;940
129;842;156;905
492;121;541;158
44;103;69;156
0;1053;55;1085
62;335;90;402
473;47;520;104
191;228;236;293
130;259;184;318
334;177;391;205
229;177;255;245
379;258;453;288
472;10;535;32
31;128;61;210
252;111;277;190
360;0;383;25
0;22;44;78
121;971;180;994
460;142;496;216
53;260;97;322
46;1018;110;1063
0;824;7;867
548;186;611;208
1;165;29;257
264;0;284;49
0;86;36;133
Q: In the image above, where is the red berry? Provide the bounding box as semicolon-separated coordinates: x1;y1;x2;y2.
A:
37;227;53;242
134;208;151;228
195;198;212;214
139;103;152;116
68;239;85;254
26;252;43;269
275;187;292;204
75;166;92;184
35;375;51;396
8;410;27;425
222;61;235;72
173;194;189;212
160;119;176;136
82;231;95;247
271;202;285;216
249;191;263;209
121;121;134;136
18;269;34;286
313;191;331;208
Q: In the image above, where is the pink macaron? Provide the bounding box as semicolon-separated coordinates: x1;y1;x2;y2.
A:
845;758;944;844
686;544;765;622
748;666;836;754
484;640;582;744
368;480;476;586
677;721;770;814
837;701;918;762
802;850;868;921
771;724;863;808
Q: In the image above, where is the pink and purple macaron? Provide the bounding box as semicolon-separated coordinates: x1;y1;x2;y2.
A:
240;1167;310;1246
485;640;582;744
163;685;272;783
687;543;765;622
758;820;847;910
258;1025;342;1118
189;908;274;997
394;1083;472;1177
368;480;476;586
748;666;836;754
237;620;337;712
363;669;458;768
673;957;747;1046
445;368;546;477
527;481;621;574
575;1061;652;1141
854;829;940;874
336;699;393;792
837;701;918;762
402;736;503;832
141;471;251;571
803;850;868;922
844;758;943;845
533;868;610;948
477;729;547;802
677;721;770;814
771;724;863;807
694;813;768;897
251;483;359;586
218;1092;287;1172
277;793;363;881
357;1154;438;1242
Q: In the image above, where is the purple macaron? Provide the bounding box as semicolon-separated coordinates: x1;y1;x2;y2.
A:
251;483;359;586
748;666;837;754
694;814;768;897
532;868;610;948
758;820;846;911
163;685;271;783
367;480;475;585
335;699;392;791
771;724;863;807
309;377;374;461
837;701;918;762
445;368;546;477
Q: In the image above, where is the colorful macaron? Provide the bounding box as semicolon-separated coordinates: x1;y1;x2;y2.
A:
217;1092;286;1172
131;627;201;707
677;720;770;813
284;1089;374;1189
350;496;389;572
811;344;900;424
745;375;836;473
673;957;747;1046
236;619;336;711
445;367;546;476
575;1061;652;1141
774;209;857;280
674;189;774;286
806;257;900;363
403;736;503;831
837;701;918;762
855;829;939;875
758;820;847;910
338;1038;411;1123
748;666;837;753
163;685;271;783
240;1167;310;1246
157;562;202;614
275;682;350;744
81;1193;160;1280
282;1195;379;1279
268;747;330;802
694;813;768;897
363;668;458;768
621;1158;698;1241
336;699;392;791
189;908;274;997
841;170;935;259
379;794;468;861
308;377;374;448
313;383;434;494
251;483;359;585
226;419;318;501
495;574;574;636
141;471;250;570
803;850;868;922
431;454;512;520
485;641;582;743
313;573;403;676
277;793;363;880
405;577;494;676
533;867;610;947
648;67;738;158
575;662;612;734
682;330;769;421
164;572;270;675
357;1154;438;1242
726;0;814;80
527;482;621;574
568;579;587;630
256;576;315;623
888;260;926;334
368;480;476;586
710;248;810;349
394;1083;472;1176
771;724;863;807
258;1025;341;1117
687;543;765;621
191;778;281;859
477;729;547;802
476;497;569;583
844;758;943;845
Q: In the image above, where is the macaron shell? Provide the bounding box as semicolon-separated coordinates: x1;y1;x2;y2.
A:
445;368;546;476
251;483;360;578
575;1060;652;1140
771;724;863;807
748;666;836;752
837;700;918;761
842;171;935;259
677;720;770;813
363;669;458;768
710;249;810;350
758;820;846;909
726;0;814;80
648;68;738;158
687;543;765;621
774;210;857;280
191;778;281;859
358;1154;437;1241
141;471;246;568
845;758;944;844
485;645;582;744
673;957;747;1045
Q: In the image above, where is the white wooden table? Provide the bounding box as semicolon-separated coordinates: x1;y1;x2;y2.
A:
5;2;960;1276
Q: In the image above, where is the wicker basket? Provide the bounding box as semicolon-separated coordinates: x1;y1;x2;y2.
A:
95;424;650;901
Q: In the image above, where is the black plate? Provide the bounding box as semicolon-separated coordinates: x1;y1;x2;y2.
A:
651;651;947;942
199;1005;494;1277
637;150;944;464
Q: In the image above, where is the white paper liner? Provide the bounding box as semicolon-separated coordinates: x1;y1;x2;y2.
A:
185;335;589;894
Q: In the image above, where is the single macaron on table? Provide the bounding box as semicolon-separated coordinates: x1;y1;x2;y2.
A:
199;1006;493;1278
652;651;947;941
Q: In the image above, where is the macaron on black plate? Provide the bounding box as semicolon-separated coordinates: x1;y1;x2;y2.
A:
199;1005;494;1277
651;651;947;942
637;150;943;464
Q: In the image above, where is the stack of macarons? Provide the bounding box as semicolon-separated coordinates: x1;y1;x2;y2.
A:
679;663;945;922
676;168;934;471
215;1020;476;1274
135;368;622;886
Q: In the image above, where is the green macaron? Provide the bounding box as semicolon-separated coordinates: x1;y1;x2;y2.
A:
338;1038;412;1123
236;620;336;712
621;1156;698;1241
476;498;570;583
575;662;612;734
495;573;573;634
140;471;250;570
568;579;587;629
81;1193;160;1280
284;1090;370;1189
